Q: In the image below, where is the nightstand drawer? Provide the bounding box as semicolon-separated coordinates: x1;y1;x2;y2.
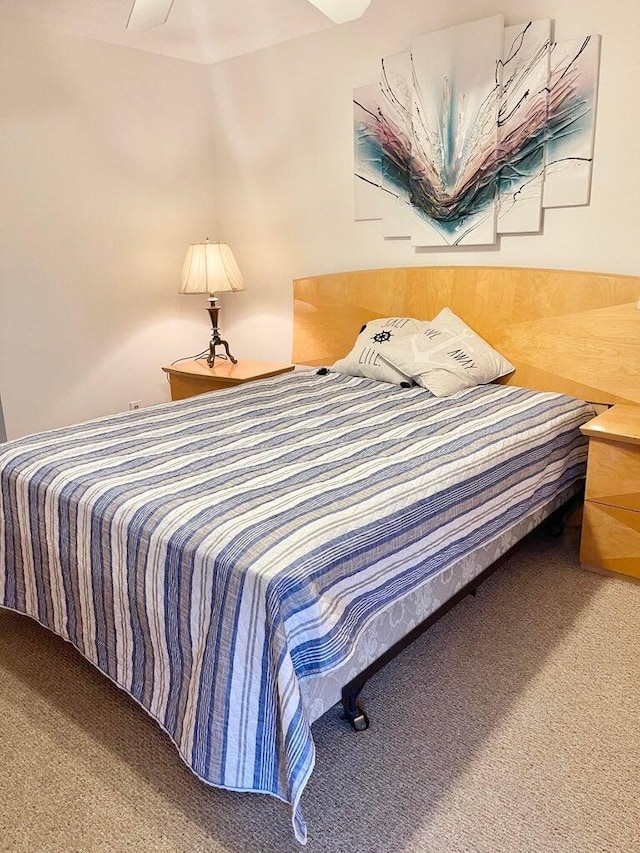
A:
584;437;640;512
169;374;230;401
581;502;640;578
162;360;295;401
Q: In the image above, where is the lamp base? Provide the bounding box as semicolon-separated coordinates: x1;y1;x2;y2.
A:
206;300;237;367
207;333;237;367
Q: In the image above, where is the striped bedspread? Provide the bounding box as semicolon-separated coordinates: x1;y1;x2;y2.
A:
0;371;593;842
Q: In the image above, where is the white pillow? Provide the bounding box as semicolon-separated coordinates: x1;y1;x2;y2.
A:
332;317;427;385
379;307;514;396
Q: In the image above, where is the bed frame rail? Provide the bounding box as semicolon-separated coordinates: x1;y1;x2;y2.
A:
340;503;569;731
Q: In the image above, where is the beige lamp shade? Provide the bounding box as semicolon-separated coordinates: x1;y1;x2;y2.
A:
179;240;246;296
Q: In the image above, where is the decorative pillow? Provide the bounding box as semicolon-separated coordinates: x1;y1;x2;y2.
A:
332;317;427;385
379;308;514;397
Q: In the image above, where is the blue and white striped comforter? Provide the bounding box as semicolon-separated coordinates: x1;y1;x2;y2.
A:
0;371;593;842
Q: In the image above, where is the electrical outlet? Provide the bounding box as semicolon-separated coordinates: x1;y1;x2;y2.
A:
129;400;141;411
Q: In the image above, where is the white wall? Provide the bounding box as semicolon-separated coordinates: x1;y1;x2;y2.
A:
205;0;640;365
0;19;219;439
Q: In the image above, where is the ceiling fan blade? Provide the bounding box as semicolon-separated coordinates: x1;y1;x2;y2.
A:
307;0;371;24
126;0;176;31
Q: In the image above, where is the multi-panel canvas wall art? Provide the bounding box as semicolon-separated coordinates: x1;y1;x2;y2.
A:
354;16;601;248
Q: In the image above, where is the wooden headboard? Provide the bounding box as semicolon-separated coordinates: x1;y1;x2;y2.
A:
293;266;640;406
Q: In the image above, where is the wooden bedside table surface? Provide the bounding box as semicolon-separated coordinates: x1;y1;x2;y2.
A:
580;404;640;445
162;359;294;385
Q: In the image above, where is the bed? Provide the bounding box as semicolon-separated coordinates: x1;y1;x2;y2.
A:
2;265;640;844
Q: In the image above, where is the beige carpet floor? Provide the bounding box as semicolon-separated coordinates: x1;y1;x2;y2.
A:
1;527;639;853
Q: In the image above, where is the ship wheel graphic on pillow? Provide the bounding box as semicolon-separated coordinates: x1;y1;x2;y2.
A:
372;330;393;344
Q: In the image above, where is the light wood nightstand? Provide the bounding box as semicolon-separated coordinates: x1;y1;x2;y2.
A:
162;359;294;401
580;405;640;579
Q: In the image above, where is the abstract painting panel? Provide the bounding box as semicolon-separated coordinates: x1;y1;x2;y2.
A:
379;52;413;238
497;19;551;234
354;84;383;220
543;35;601;208
409;15;505;246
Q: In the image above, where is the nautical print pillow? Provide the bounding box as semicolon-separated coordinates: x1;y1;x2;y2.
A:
332;317;427;385
379;308;515;396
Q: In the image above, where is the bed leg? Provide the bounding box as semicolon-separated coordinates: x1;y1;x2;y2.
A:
341;688;370;732
545;506;566;537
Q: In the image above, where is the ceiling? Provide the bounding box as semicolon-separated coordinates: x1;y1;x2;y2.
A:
0;0;342;64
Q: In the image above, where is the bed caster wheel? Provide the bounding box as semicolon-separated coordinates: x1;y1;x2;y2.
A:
351;710;370;732
341;700;370;731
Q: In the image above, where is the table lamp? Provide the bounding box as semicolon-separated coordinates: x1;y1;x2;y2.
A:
179;239;246;366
